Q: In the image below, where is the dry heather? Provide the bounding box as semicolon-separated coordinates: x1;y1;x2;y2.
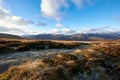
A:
0;41;120;80
0;38;83;53
0;54;80;80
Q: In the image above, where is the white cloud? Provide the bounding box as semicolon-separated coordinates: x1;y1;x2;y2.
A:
114;16;120;25
72;0;84;8
56;23;64;28
0;0;8;9
40;0;95;22
40;0;68;21
78;26;120;33
0;7;10;18
0;0;3;6
49;28;76;34
72;0;93;8
0;6;35;35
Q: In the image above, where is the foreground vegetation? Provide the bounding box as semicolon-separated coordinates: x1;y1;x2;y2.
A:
0;38;85;53
0;39;120;80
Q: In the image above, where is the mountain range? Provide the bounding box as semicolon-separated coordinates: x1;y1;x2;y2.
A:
0;32;120;41
26;32;120;41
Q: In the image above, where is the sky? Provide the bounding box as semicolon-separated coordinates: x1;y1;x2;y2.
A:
0;0;120;35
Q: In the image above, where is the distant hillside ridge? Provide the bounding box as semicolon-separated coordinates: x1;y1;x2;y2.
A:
0;33;21;39
25;32;120;41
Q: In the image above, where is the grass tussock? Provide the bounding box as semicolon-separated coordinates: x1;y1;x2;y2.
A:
0;39;120;80
0;38;82;53
0;54;80;80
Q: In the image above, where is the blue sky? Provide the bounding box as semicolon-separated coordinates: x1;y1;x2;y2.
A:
0;0;120;35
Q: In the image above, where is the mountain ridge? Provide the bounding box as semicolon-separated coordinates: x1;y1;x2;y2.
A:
25;32;120;41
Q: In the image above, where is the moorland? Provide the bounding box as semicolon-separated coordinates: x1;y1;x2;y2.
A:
0;38;120;80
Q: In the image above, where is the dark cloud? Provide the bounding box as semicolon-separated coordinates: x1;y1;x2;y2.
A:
89;26;111;32
37;21;47;26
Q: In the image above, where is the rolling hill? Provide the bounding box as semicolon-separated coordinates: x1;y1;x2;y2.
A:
0;33;21;39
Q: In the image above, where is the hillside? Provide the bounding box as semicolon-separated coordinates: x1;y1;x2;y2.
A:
0;33;21;39
26;33;120;41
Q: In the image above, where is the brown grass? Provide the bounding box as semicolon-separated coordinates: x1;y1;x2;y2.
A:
0;53;80;80
0;39;120;80
0;38;83;53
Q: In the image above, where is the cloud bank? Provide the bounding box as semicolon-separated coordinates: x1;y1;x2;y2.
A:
78;26;120;33
0;6;35;35
49;28;76;34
